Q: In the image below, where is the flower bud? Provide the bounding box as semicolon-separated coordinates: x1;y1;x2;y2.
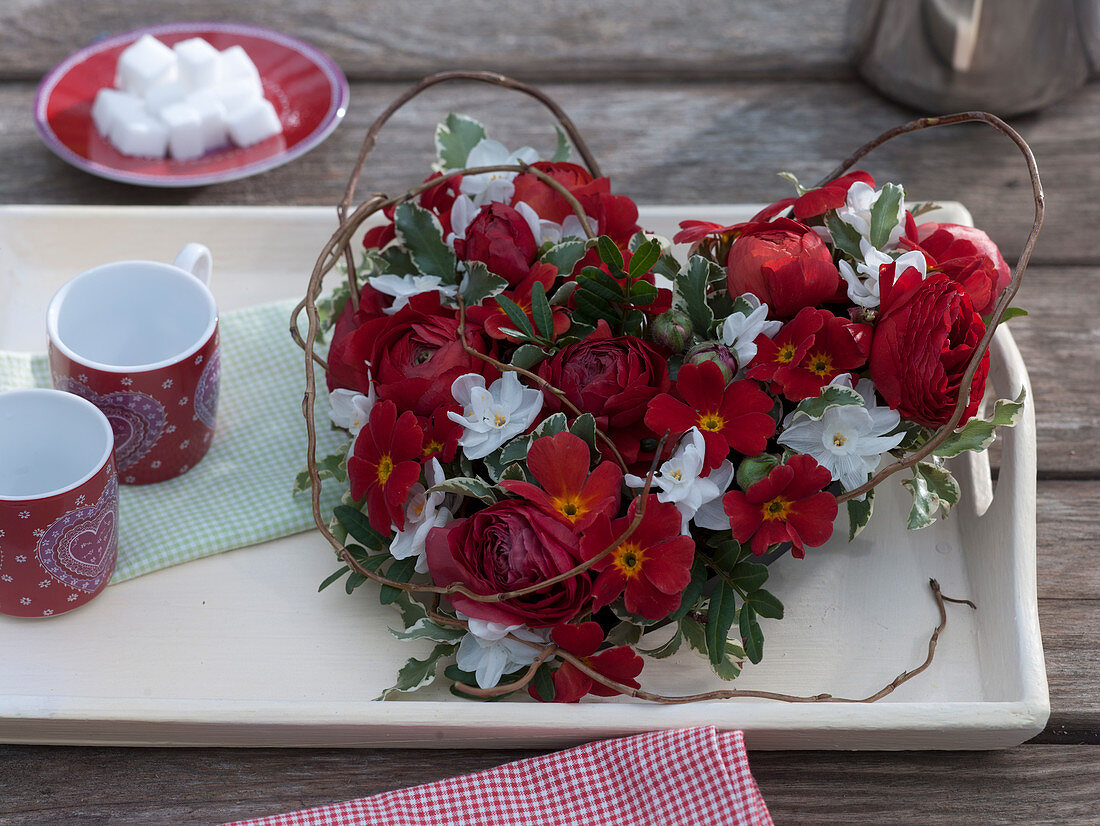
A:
736;453;780;490
683;342;738;383
650;309;693;351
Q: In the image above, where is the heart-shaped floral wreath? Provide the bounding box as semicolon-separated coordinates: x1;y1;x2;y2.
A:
292;72;1043;703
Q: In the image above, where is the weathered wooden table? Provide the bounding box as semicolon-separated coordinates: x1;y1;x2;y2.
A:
1;3;1097;823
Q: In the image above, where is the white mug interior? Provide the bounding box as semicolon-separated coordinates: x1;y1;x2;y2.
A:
47;260;217;372
0;389;114;499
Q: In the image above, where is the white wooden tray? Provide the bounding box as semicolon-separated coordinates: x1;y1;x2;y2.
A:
0;204;1047;750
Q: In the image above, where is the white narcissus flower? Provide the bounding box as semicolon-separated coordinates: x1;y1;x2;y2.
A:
447;372;544;460
515;200;593;246
370;273;458;315
720;293;783;369
329;384;375;437
455;614;550;689
625;428;735;533
777;376;904;492
838;240;928;309
460;139;539;206
389;459;453;574
836;181;906;249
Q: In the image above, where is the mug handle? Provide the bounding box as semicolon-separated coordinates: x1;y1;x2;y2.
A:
173;243;213;286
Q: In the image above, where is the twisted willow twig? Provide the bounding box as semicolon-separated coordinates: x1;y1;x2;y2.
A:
814;112;1044;503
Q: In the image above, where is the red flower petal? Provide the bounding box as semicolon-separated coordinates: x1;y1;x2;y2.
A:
551;621;605;658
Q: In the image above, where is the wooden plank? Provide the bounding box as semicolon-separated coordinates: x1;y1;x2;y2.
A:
0;744;1095;824
2;78;1097;266
1037;482;1100;601
1039;597;1100;741
0;0;857;82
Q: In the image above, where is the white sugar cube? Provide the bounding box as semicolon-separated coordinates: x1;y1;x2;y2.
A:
211;77;262;111
108;110;169;158
91;88;145;138
224;97;282;147
143;79;187;114
116;34;178;95
174;38;222;91
219;46;262;94
160;102;205;161
185;91;229;151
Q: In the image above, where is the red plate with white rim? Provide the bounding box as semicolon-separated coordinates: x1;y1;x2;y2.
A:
34;21;349;188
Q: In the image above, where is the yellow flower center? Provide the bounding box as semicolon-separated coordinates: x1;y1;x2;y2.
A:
832;432;848;447
377;455;394;485
806;351;834;377
698;412;725;432
492;413;508;428
613;542;646;578
776;343;798;364
552;497;583;522
761;496;792;521
423;440;442;458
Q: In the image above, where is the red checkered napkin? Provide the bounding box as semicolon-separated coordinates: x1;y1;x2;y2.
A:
221;726;772;826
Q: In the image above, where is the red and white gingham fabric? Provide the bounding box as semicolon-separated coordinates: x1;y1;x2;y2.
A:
221;726;772;826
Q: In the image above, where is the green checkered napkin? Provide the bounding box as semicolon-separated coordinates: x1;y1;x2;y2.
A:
0;299;346;582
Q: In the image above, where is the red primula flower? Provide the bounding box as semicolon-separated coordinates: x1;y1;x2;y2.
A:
791;171;875;221
419;407;461;463
466;263;571;342
672;201;798;247
746;306;871;401
528;621;644;703
500;432;622;531
347;400;424;536
644;360;776;473
722;454;838;558
582;496;695;620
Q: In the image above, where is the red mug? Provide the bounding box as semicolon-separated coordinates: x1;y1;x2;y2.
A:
0;389;118;618
46;243;220;485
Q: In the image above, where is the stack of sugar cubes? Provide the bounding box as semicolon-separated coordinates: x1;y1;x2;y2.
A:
91;34;283;160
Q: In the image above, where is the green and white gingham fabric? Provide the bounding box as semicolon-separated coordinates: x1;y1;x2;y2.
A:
0;299;347;582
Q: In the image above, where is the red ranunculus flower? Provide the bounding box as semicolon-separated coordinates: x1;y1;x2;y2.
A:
747;306;871;401
791;171;875;221
348;400;424;536
538;324;671;467
644;360;776;473
325;283;392;393
454;203;539;286
511;161;595;224
582;496;695;620
528;621;643;703
902;221;1011;317
418;172;463;236
570;178;641;246
722;454;837;558
500;431;622;531
425;500;591;628
870;267;990;428
334;293;497;417
466;262;571;342
726;217;842;319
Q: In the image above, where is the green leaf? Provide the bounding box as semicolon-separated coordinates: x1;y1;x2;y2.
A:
730;561;770;594
998;306;1028;324
578;267;626;300
778;170;807;195
511;343;550;370
744;588;784;620
318;565;350;592
705;582;738;667
550;125;572;163
428;476;499;504
530;282;554;339
378;642;457;699
294;446;351;493
868;183;904;250
668;559;708;622
739;604;764;664
460;261;507;306
333;505;386;551
596;236;624;273
541;240;587;276
568;413;599;455
380;245;419;278
672;256;717;339
680;615;708;656
628;280;658;307
824;211;864;260
391;589;428;628
434;113;487;172
379;557;418;605
494;294;536;339
791;384;865;421
606;620;644;646
847;488;875;541
394;203;458;284
710;539;747;574
390;618;466;643
638;629;683;659
932;389;1027;459
902;461;962;530
549;280;578;306
627;238;662;280
344;571;367;594
531;661;556;701
573;288;620;326
712;640;745;680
